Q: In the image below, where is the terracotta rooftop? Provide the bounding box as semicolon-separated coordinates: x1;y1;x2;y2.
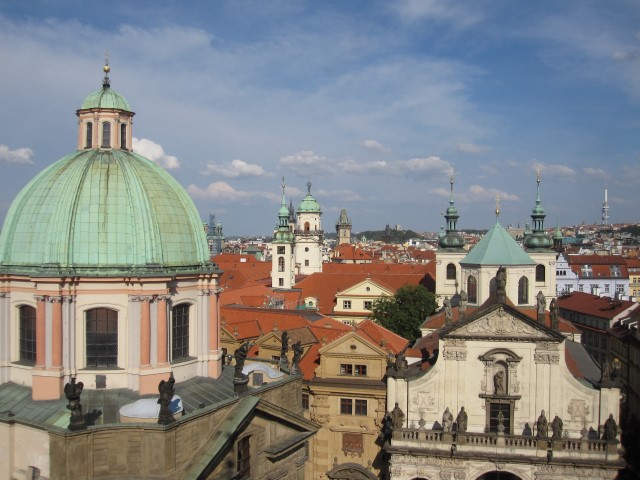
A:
557;291;638;320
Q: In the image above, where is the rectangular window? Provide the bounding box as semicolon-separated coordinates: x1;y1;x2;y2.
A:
488;402;511;434
237;436;251;479
101;121;111;148
172;304;190;361
277;246;285;254
19;306;36;364
363;301;372;310
252;372;264;386
354;399;367;416
343;300;351;309
578;284;583;292
340;398;353;415
355;364;367;376
305;259;309;266
340;364;353;375
616;284;624;294
302;393;309;410
278;278;284;287
605;284;610;293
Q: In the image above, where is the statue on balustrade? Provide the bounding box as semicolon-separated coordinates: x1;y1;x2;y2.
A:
551;415;563;440
442;407;453;432
602;414;618;442
391;403;405;429
536;410;548;438
456;407;468;433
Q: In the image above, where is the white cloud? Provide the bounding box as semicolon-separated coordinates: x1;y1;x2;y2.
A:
432;184;519;202
399;156;451;175
132;138;180;169
278;150;332;175
341;159;388;174
392;0;484;29
0;145;33;164
583;167;608;179
530;161;576;178
187;181;269;201
315;189;362;201
457;142;490;154
362;139;390;153
203;159;271;178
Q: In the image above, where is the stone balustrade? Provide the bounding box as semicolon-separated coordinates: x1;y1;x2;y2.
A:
392;428;617;461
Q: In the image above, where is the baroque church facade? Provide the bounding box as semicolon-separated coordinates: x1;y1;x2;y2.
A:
384;176;623;480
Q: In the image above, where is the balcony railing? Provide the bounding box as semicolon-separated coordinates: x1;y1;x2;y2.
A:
391;428;618;461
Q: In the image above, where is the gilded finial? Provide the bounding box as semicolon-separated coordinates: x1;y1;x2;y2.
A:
536;166;541;185
102;50;111;88
495;194;500;218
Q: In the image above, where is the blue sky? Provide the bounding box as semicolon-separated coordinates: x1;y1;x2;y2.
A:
1;0;639;236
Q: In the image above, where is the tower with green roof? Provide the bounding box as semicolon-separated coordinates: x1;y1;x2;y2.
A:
271;179;296;289
523;171;557;303
435;172;468;300
294;181;323;275
0;62;222;400
459;199;538;306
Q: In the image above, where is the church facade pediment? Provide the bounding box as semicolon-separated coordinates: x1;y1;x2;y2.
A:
444;305;562;342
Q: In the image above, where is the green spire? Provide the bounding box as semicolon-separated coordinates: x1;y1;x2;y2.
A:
438;169;465;249
524;169;552;249
274;178;294;243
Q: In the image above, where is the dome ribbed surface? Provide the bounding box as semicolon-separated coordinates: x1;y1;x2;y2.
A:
81;86;132;112
0;150;213;276
298;193;321;213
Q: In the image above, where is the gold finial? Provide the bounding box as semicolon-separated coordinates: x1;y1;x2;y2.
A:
536;166;541;184
450;167;454;184
495;194;501;217
103;50;110;73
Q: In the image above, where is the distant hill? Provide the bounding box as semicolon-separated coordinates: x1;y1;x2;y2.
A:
355;229;425;243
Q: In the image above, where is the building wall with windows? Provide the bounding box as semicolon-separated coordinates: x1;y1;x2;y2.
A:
305;330;400;480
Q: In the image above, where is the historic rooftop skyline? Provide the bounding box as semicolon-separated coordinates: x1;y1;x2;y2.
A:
1;1;639;235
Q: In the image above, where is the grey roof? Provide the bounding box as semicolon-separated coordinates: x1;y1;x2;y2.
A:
565;339;602;387
0;366;289;429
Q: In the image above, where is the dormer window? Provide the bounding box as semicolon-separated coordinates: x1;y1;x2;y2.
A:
610;264;621;277
120;124;127;149
581;265;593;277
85;122;93;148
101;121;111;148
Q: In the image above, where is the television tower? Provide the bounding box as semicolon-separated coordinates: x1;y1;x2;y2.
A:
601;183;609;225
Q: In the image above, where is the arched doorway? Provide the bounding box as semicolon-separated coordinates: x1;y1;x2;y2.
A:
477;472;522;480
326;463;377;480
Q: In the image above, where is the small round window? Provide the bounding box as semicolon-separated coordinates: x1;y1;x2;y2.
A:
305;247;309;252
366;287;370;292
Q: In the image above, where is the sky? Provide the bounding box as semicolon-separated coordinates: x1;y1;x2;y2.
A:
0;1;639;237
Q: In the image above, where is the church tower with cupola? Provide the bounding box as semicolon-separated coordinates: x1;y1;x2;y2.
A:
271;180;296;289
335;208;352;245
435;171;467;300
523;171;556;302
294;181;323;275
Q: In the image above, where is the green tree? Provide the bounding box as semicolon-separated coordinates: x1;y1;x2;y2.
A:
371;284;437;341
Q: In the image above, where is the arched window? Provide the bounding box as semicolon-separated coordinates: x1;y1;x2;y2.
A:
101;121;111;148
85;122;93;148
304;221;310;232
446;263;456;280
19;305;36;364
518;276;529;304
120;124;127;149
278;256;285;272
536;264;545;282
172;304;190;361
467;276;477;304
86;308;118;367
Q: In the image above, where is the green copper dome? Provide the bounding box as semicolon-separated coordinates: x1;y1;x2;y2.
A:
80;85;132;112
0;150;214;276
297;181;321;213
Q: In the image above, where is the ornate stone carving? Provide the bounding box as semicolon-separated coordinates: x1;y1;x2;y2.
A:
459;308;545;338
444;338;466;347
443;350;467;361
412;392;436;412
567;399;590;419
534;352;560;364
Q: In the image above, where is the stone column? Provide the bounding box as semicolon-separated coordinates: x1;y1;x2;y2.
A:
35;295;47;367
208;287;223;379
140;296;151;366
157;296;169;365
0;292;10;383
51;296;63;368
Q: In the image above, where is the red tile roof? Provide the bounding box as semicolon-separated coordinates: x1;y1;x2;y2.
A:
355;320;409;354
557;291;638;320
